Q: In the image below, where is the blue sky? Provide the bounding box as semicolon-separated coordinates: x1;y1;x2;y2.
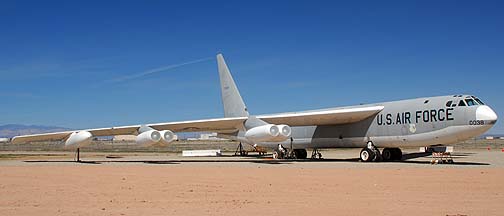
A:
1;0;503;133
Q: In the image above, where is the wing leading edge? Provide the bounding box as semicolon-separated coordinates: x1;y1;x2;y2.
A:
257;105;384;126
11;117;248;144
11;106;383;144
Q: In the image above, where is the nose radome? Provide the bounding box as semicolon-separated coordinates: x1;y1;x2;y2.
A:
476;105;498;121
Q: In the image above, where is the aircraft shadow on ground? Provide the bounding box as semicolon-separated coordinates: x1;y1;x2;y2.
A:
23;158;490;166
398;160;490;166
399;152;490;165
24;160;103;164
22;152;489;166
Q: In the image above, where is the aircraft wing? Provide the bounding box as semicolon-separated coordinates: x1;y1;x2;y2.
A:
147;117;246;133
11;117;247;144
10;106;383;144
10;131;76;144
257;105;384;126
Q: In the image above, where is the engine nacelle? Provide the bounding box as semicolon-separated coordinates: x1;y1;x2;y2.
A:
277;124;292;140
65;131;93;147
136;130;162;146
245;124;291;142
160;130;176;144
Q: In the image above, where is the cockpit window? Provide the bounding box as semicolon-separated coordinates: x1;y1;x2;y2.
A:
458;100;466;106
446;101;452;107
465;99;477;106
475;98;485;105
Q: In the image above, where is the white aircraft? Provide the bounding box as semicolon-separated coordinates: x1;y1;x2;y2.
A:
11;54;498;162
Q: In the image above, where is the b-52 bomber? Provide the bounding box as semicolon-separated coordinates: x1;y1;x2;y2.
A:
12;54;498;162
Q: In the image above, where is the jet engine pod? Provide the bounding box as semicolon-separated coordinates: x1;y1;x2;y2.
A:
136;130;162;146
160;130;176;144
277;124;292;139
65;131;93;147
245;124;291;142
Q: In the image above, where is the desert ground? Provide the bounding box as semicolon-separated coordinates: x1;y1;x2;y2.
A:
1;143;504;216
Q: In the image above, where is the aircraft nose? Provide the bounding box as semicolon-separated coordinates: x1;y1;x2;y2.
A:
476;105;498;122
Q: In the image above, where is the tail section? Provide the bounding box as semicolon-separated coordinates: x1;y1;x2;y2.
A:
217;54;249;117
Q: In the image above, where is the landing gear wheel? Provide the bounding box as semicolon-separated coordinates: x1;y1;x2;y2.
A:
382;148;402;161
301;149;307;159
382;148;393;161
391;148;402;160
360;148;375;162
293;149;308;159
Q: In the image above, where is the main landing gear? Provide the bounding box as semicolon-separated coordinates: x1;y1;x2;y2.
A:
381;148;402;161
360;141;402;162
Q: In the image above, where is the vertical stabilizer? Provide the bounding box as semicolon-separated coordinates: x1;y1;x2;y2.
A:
217;54;249;117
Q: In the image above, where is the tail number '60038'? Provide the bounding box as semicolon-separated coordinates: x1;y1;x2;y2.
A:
469;120;485;125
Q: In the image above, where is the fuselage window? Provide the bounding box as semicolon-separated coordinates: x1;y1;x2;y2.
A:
446;101;452;107
465;99;476;106
458;100;466;106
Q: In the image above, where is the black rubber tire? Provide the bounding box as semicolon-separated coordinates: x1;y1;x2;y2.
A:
382;148;392;161
373;148;382;162
360;148;375;162
391;148;402;160
299;149;307;159
292;149;307;159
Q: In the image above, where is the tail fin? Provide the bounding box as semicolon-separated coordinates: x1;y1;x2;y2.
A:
217;54;249;117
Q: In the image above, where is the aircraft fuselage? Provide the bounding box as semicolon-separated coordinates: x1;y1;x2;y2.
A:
257;94;497;149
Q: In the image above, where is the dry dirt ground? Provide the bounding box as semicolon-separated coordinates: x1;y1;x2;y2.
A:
1;149;503;216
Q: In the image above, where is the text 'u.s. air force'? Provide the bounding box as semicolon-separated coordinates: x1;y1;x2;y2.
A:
376;108;454;126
